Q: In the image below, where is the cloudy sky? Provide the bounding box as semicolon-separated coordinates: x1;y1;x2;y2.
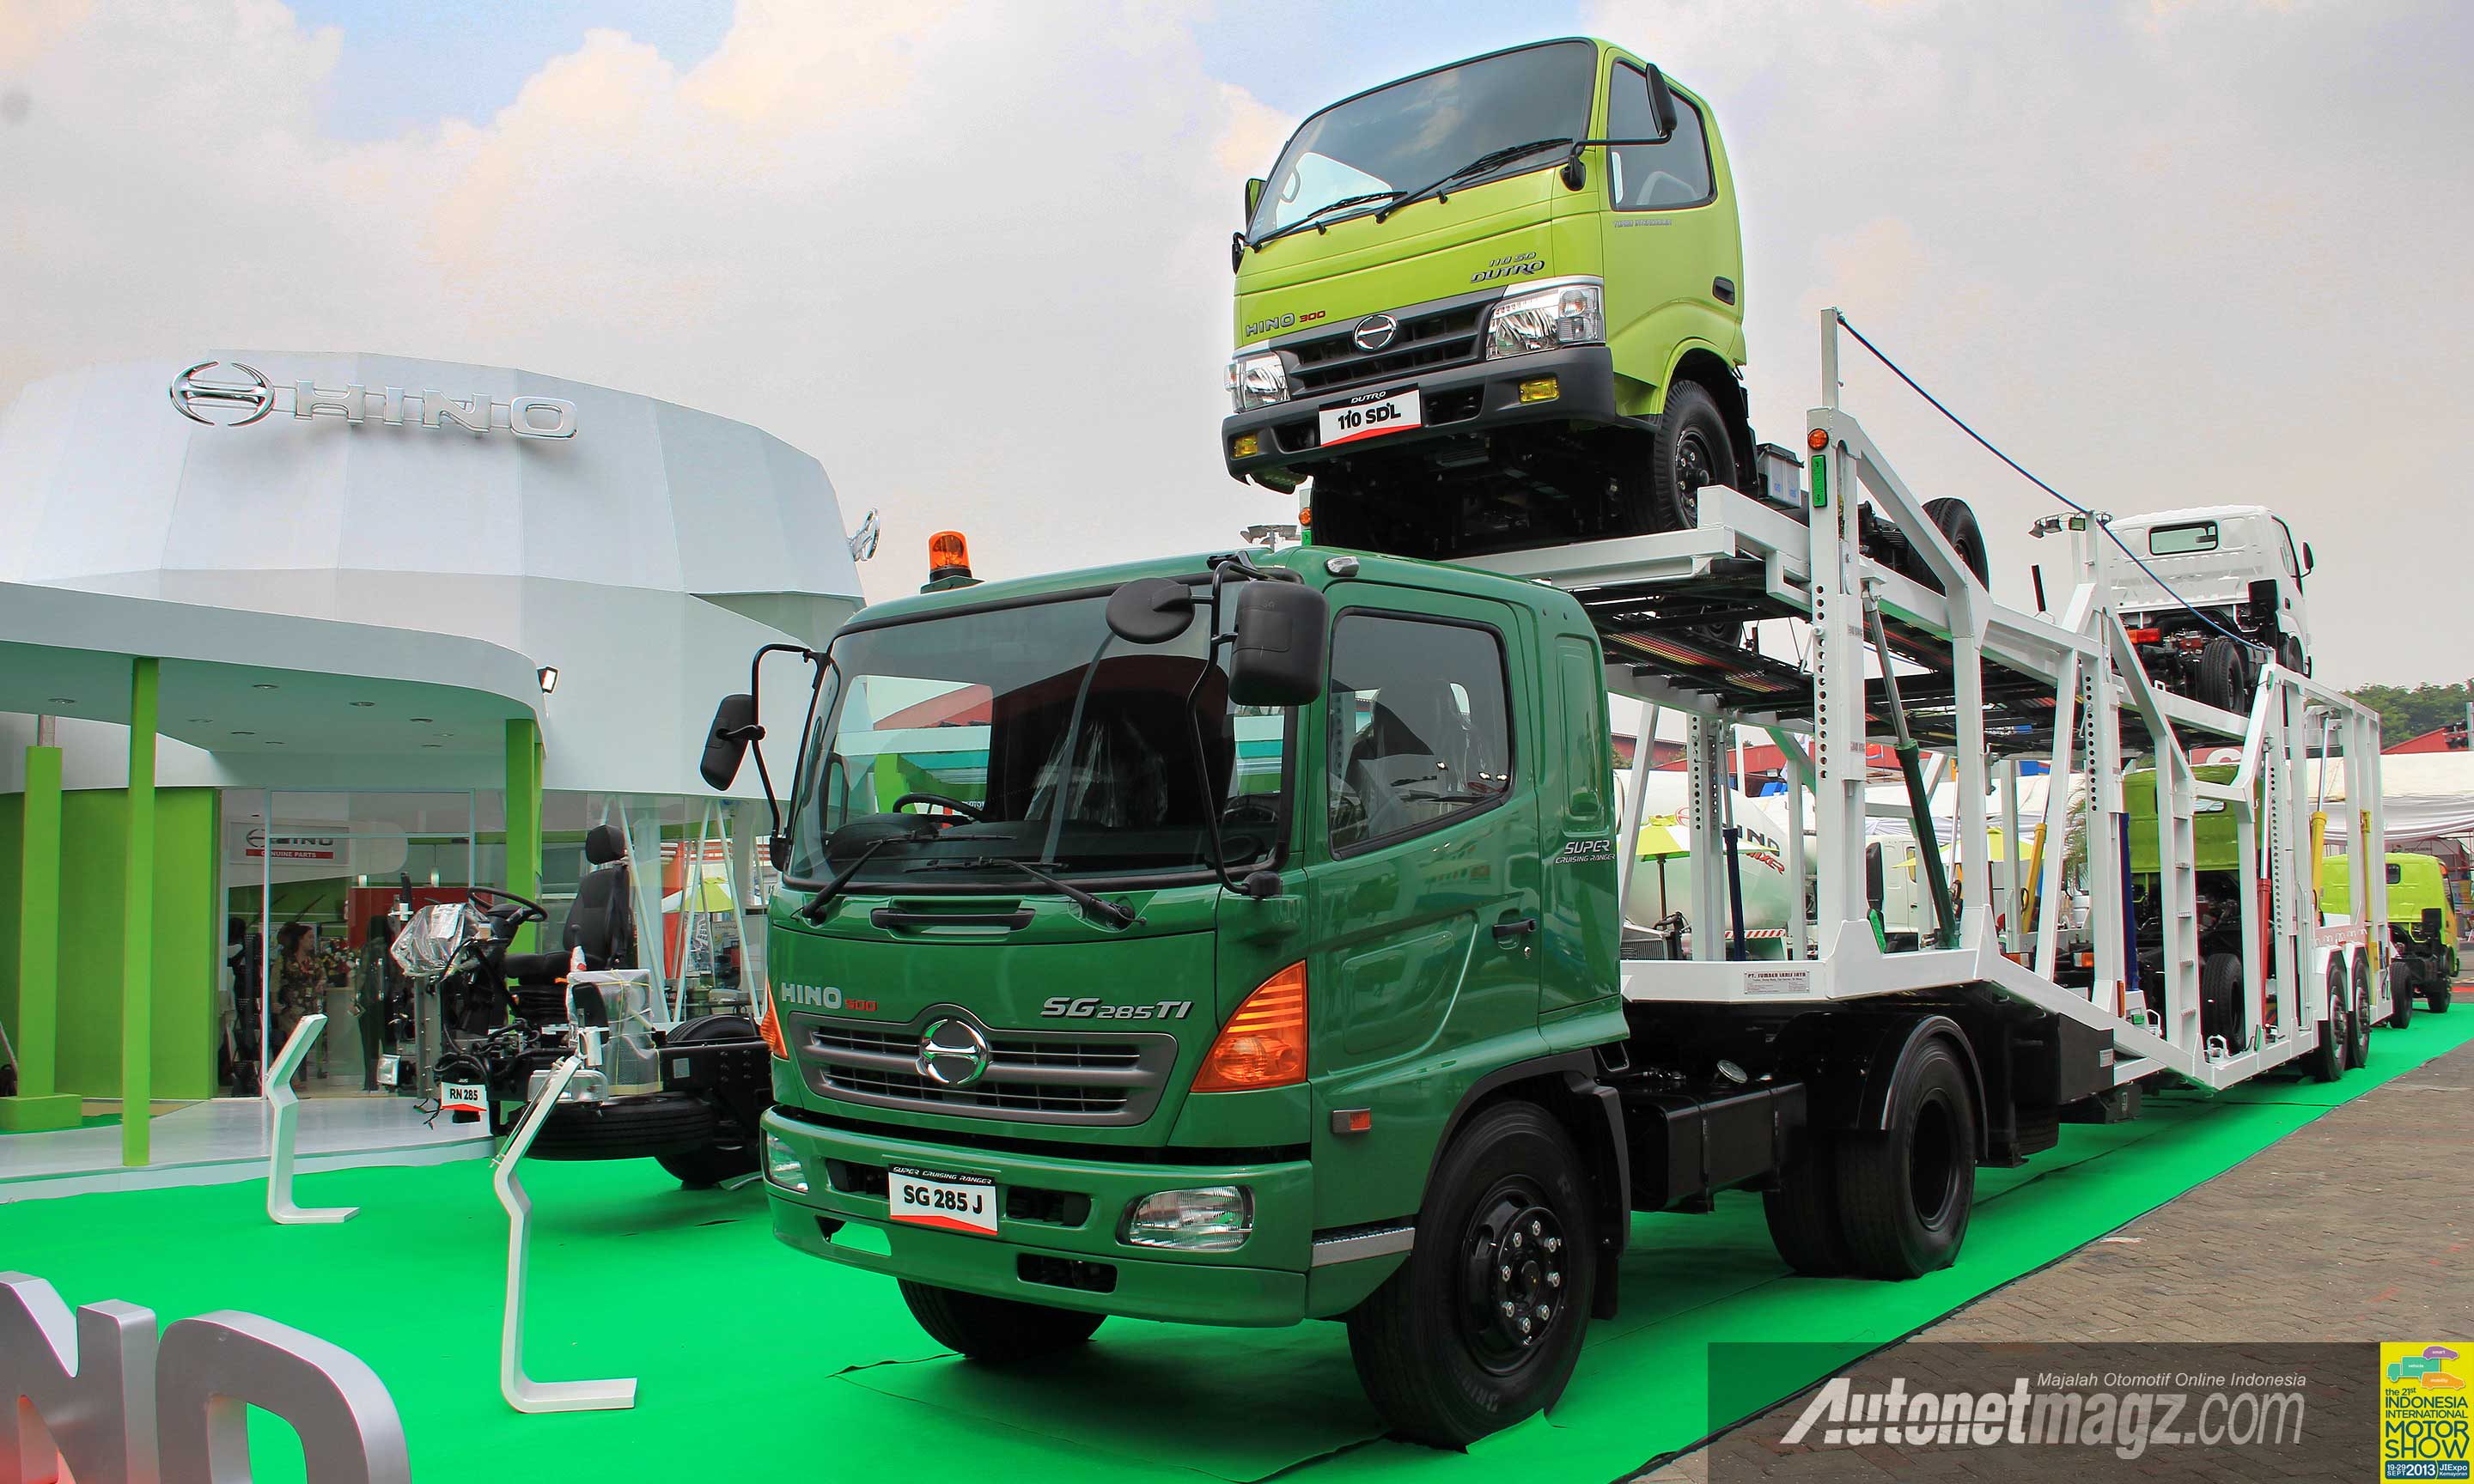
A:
1;0;2465;686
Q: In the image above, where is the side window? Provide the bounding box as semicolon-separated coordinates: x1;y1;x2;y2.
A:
1607;64;1713;210
1328;613;1513;853
1557;639;1610;831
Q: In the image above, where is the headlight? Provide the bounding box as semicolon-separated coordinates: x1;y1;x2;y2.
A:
1486;282;1606;359
1227;351;1289;412
1121;1185;1253;1251
763;1133;807;1194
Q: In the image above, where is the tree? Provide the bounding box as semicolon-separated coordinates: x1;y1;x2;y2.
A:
2344;680;2473;742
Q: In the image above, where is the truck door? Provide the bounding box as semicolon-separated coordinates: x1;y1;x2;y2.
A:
1312;588;1541;1076
1597;61;1743;408
1539;635;1619;1018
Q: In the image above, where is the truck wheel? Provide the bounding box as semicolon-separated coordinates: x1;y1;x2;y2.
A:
2429;966;2454;1014
1648;381;1737;532
2386;962;2414;1030
1906;498;1990;592
526;1092;716;1161
898;1280;1103;1363
654;1014;765;1187
2349;953;2373;1069
1763;1130;1850;1276
2200;952;2244;1048
2193;638;2250;714
2306;960;2345;1082
1344;1101;1596;1447
1835;1036;1976;1280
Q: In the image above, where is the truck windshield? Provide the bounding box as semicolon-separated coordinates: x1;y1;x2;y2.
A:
784;589;1289;888
1248;40;1596;240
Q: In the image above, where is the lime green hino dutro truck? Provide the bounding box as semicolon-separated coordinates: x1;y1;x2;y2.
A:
1222;37;1752;555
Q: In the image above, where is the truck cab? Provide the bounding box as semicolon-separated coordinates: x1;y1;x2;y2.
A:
708;544;1632;1444
1222;38;1748;556
2105;505;2315;713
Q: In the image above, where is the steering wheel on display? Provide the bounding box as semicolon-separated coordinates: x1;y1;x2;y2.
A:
893;793;984;823
465;885;550;925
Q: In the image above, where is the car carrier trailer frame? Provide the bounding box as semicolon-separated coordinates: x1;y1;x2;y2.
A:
1476;311;2390;1096
714;308;2392;1449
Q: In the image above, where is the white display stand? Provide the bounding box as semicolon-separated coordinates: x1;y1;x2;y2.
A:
495;1055;637;1413
265;1013;361;1225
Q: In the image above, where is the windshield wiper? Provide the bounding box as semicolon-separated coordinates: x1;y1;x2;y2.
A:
796;838;901;924
1375;137;1576;224
905;857;1139;930
1248;189;1407;252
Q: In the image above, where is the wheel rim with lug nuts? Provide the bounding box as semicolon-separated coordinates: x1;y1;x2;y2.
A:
1461;1182;1568;1374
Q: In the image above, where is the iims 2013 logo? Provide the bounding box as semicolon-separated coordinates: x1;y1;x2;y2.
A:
2382;1342;2471;1480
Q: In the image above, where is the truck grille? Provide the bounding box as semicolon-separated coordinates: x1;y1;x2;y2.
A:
1284;301;1489;396
790;1014;1176;1127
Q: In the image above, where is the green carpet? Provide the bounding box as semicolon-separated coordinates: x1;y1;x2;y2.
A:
4;1010;2466;1483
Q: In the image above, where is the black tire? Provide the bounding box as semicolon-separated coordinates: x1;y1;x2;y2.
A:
2276;636;2306;678
526;1092;716;1161
653;1014;765;1187
2387;961;2414;1030
2430;970;2454;1014
2306;959;2345;1083
1763;1129;1850;1276
1345;1101;1597;1447
1648;380;1738;532
1907;498;1990;592
2200;951;2244;1049
2349;952;2373;1069
2194;637;2251;714
898;1280;1104;1364
1835;1036;1977;1280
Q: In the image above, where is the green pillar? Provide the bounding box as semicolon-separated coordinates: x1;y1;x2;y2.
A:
0;741;79;1132
506;716;543;953
121;657;158;1166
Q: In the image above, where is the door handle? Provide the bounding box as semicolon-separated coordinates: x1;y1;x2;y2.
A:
1712;276;1737;305
1492;915;1539;945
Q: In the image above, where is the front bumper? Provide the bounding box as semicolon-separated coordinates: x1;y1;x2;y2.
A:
1222;343;1631;484
762;1106;1319;1326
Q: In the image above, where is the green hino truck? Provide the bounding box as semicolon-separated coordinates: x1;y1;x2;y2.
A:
695;37;2390;1450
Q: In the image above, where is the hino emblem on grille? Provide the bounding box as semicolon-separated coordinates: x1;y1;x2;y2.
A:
1351;313;1398;352
916;1017;993;1087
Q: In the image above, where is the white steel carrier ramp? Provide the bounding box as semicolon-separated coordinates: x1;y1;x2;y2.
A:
1466;310;2387;1096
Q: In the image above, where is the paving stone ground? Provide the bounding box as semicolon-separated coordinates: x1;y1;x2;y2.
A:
1630;1023;2474;1482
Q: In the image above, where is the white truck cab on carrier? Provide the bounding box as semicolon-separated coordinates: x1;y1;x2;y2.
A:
2102;505;2315;714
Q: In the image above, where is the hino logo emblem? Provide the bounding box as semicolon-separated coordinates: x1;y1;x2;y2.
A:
1351;313;1398;352
166;362;579;439
917;1017;992;1087
168;360;277;427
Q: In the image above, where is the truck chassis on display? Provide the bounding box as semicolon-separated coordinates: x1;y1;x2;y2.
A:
716;313;2392;1447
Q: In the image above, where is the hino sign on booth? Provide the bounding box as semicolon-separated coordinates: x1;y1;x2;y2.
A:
168;359;580;439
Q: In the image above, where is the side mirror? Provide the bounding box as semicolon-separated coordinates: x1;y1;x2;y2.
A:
768;833;789;873
700;692;759;790
1106;576;1197;645
2300;541;2316;575
1228;581;1328;708
1244;177;1266;220
1642;64;1679;142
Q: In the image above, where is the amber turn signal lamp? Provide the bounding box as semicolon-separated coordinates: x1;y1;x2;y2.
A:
1807;427;1829;452
756;991;788;1060
1193;963;1307;1092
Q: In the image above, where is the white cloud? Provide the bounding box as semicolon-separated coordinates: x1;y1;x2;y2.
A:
0;0;1291;605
